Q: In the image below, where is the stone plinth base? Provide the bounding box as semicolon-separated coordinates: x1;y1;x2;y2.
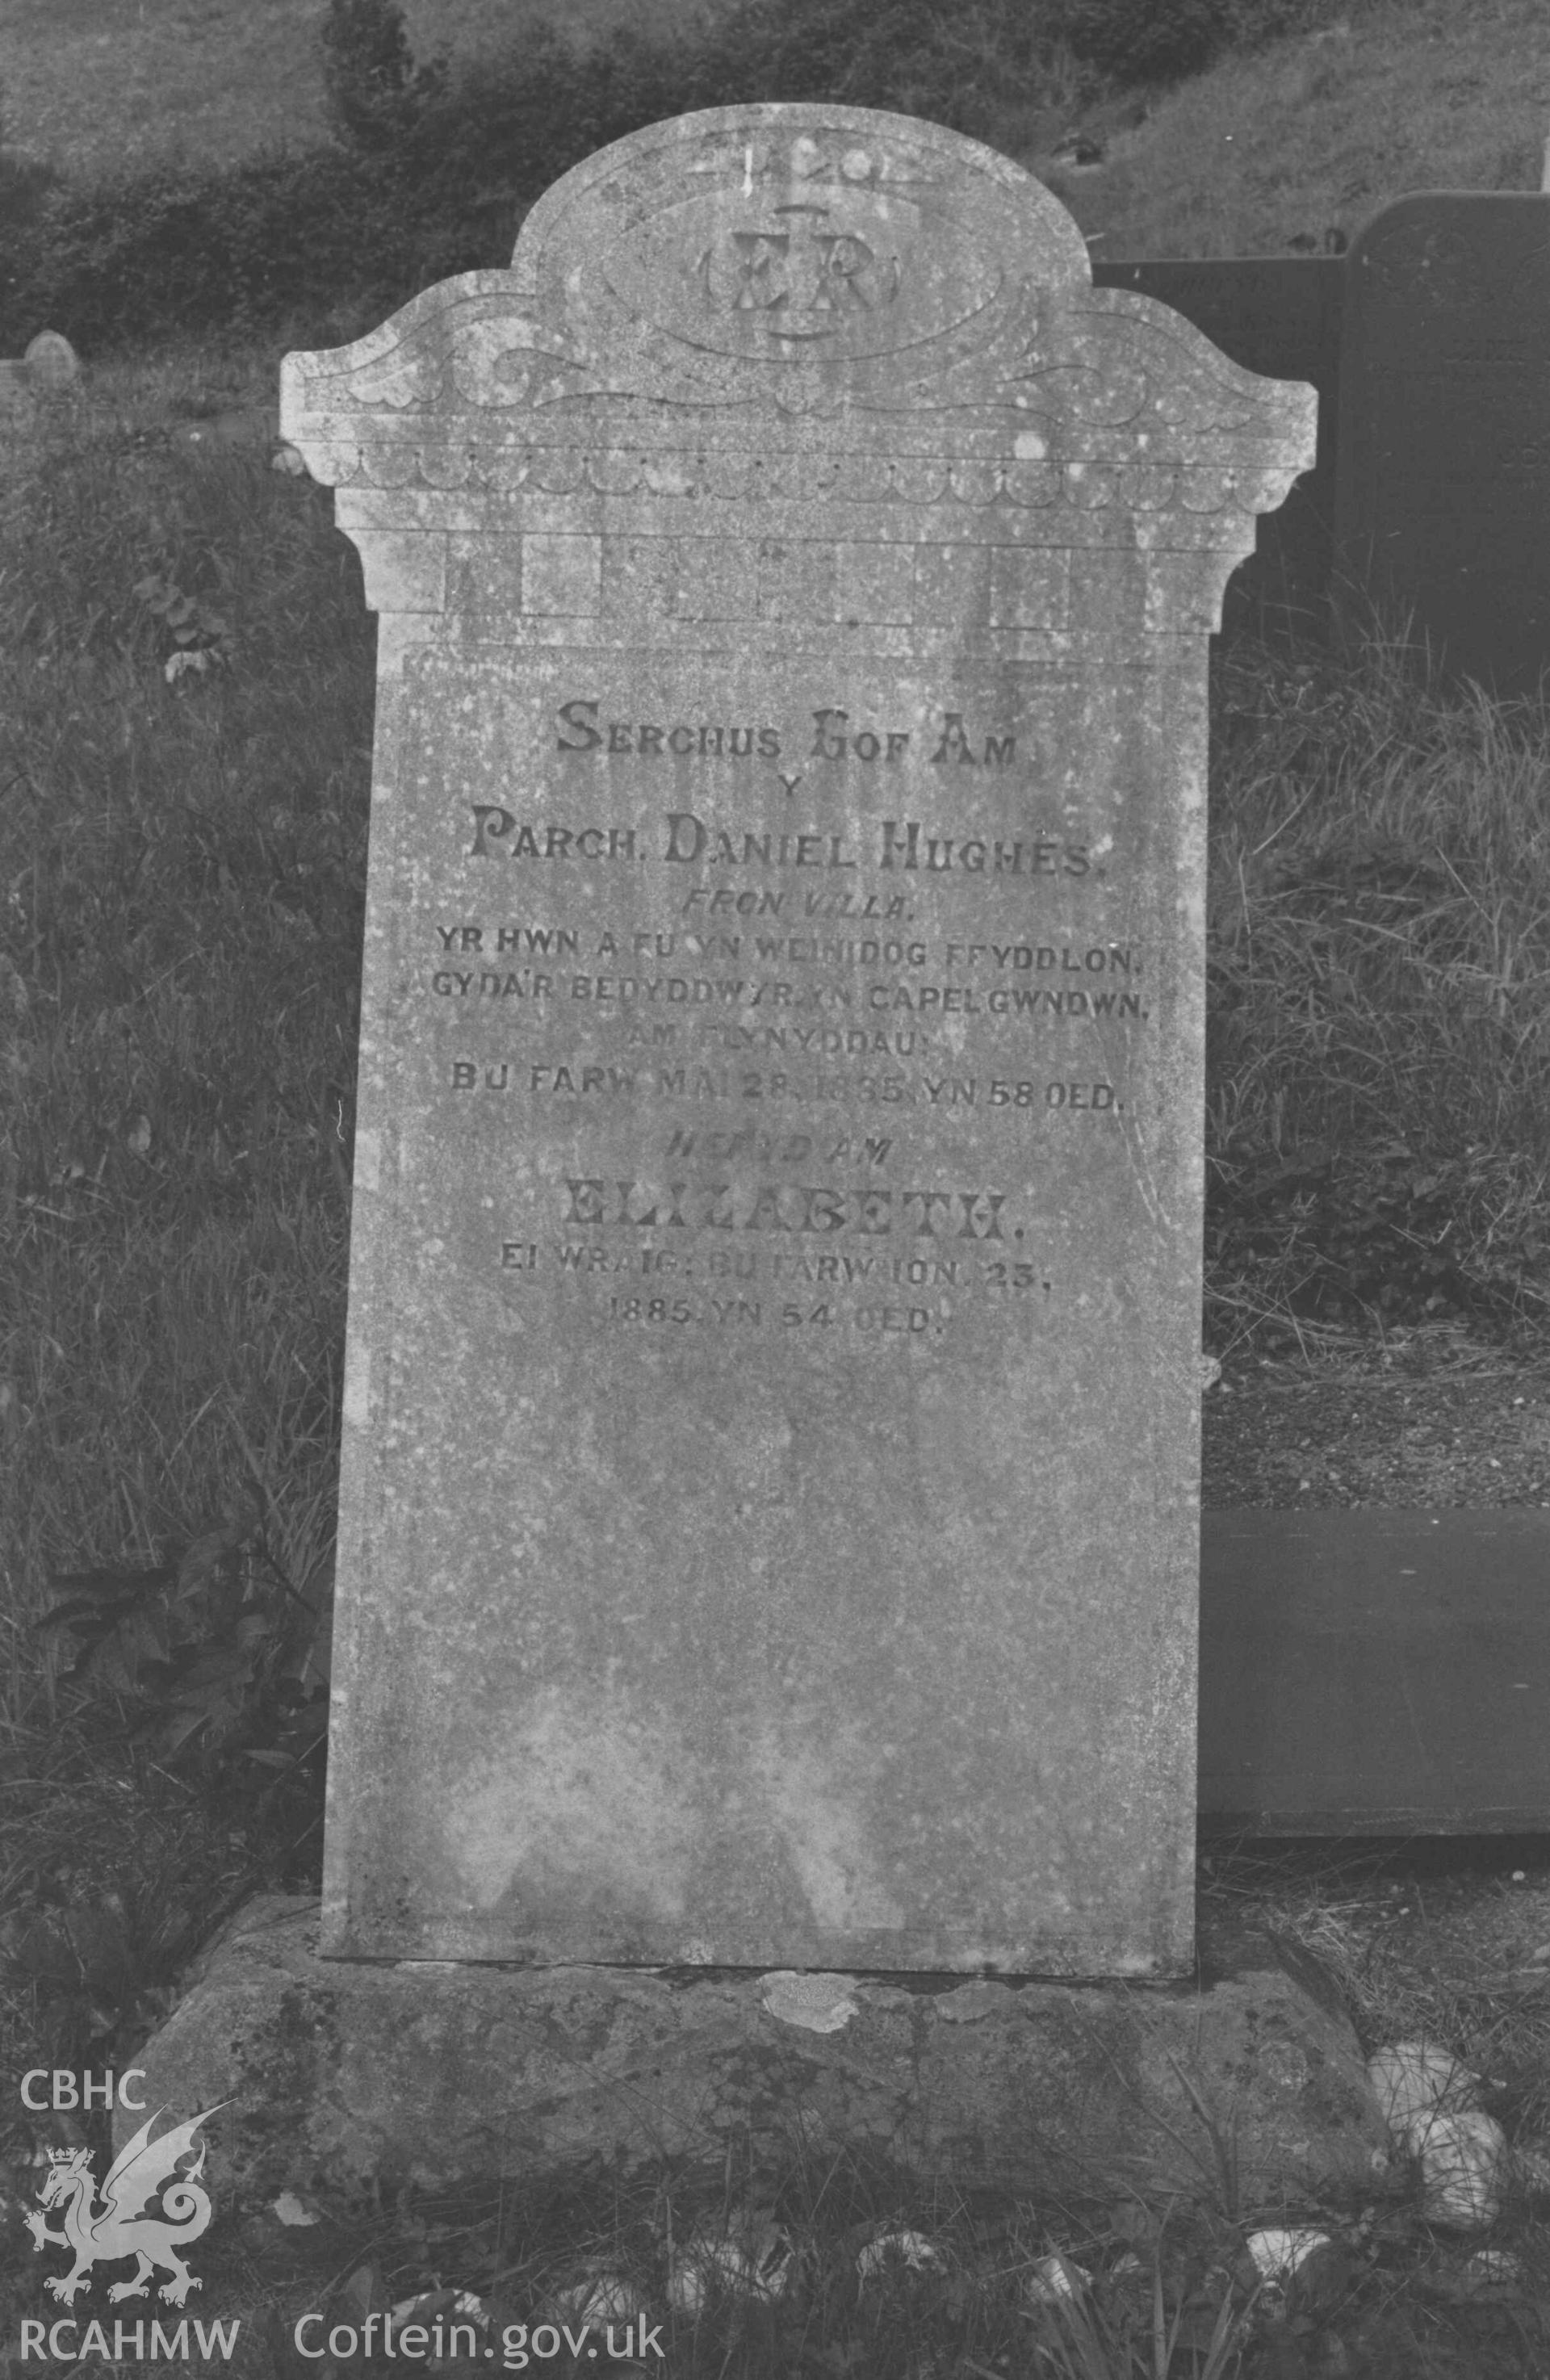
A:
119;1898;1391;2216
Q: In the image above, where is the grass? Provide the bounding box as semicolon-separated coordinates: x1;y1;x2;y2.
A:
0;347;358;2032
8;0;1550;263
0;2116;1292;2377
0;0;724;185
0;0;1096;354
7;0;1549;363
1;367;362;1604
247;2152;1274;2380
16;1851;1550;2374
1205;635;1550;1344
1031;0;1550;259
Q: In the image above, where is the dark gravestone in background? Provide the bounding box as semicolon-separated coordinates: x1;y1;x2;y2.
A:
1200;1511;1550;1834
1335;194;1550;698
1097;258;1341;647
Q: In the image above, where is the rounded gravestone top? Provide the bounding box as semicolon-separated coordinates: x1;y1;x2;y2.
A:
24;332;80;390
508;102;1091;379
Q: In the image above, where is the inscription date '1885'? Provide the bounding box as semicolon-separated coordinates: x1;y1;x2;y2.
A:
489;1171;1055;1336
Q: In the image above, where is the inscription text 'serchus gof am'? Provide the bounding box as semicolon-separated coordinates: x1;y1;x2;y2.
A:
283;105;1315;1976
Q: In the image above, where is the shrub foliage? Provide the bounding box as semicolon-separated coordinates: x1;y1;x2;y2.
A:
0;0;1349;352
321;0;447;154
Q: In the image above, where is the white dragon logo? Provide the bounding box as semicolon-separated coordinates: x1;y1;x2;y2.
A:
24;2105;222;2306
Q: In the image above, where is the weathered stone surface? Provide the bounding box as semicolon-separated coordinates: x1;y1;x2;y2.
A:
281;104;1314;1978
121;1897;1391;2215
1094;255;1341;647
1335;194;1550;696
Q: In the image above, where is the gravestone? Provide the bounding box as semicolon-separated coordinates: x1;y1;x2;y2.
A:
1334;194;1550;696
282;103;1314;1979
0;329;80;417
1095;256;1342;647
1200;1509;1550;1835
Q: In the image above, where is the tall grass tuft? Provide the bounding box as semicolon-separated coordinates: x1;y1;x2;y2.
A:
1207;633;1550;1335
1;361;369;1900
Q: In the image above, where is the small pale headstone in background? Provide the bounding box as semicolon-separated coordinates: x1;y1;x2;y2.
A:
22;330;79;390
0;329;81;419
283;103;1313;1977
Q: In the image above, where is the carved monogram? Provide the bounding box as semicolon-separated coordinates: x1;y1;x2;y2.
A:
697;203;902;340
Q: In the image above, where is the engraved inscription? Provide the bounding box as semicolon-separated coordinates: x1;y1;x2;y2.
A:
434;671;1154;1340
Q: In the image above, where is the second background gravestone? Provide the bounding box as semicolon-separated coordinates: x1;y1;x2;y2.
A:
1335;193;1550;697
283;105;1313;1978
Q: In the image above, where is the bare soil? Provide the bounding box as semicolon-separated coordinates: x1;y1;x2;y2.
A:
1203;1322;1550;1511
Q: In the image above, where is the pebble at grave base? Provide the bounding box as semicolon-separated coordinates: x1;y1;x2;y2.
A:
279;103;1315;1977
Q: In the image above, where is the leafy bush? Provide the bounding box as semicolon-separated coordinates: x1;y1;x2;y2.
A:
310;0;1096;289
0;148;419;351
1055;0;1235;83
1;1795;241;2076
679;0;1091;130
36;1505;330;1794
393;19;689;266
321;0;446;155
1052;0;1336;83
0;151;61;247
